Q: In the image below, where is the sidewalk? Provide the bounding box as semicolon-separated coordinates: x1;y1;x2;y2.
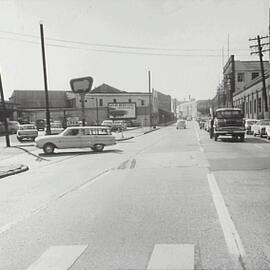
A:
0;146;29;179
113;126;160;141
0;125;161;179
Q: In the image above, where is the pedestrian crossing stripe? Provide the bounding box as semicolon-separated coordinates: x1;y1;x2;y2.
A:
147;244;194;270
26;245;88;270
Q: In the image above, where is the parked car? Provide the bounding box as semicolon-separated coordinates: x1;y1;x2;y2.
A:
17;124;38;142
244;119;258;135
35;126;116;154
48;122;65;135
101;120;113;128
36;119;46;131
199;119;207;129
176;119;187;129
101;120;127;132
113;120;127;131
0;121;20;134
213;108;245;141
266;126;270;140
252;119;270;137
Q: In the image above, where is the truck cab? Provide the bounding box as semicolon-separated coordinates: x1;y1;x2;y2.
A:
213;108;245;142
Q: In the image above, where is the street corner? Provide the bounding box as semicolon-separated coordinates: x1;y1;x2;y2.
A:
115;136;134;142
0;164;29;179
143;127;160;134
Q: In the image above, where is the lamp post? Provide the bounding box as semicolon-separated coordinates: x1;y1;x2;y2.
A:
89;97;99;125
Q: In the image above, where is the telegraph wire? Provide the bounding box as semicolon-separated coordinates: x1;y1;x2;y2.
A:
0;28;250;53
0;35;251;57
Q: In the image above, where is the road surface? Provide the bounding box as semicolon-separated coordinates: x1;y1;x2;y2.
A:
0;122;269;269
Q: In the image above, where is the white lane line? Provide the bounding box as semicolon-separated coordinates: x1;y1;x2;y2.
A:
254;144;264;150
0;169;111;235
207;173;246;267
26;245;88;270
147;244;194;270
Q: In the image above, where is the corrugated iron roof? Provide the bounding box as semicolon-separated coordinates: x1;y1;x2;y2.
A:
234;61;270;71
10;90;69;108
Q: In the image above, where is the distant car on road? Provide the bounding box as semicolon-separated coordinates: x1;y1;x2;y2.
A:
35;126;116;154
17;124;38;142
244;119;258;135
176;120;187;129
252;119;270;137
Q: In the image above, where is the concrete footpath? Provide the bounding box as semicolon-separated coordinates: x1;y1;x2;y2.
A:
0;147;29;180
0;125;161;179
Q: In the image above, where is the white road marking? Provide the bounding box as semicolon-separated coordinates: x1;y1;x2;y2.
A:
207;173;246;267
147;244;194;270
254;144;264;150
26;245;88;270
0;169;112;235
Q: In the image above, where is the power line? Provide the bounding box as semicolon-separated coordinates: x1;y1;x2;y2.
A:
0;28;250;52
0;35;252;57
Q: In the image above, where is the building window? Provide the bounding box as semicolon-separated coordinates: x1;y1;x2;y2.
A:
113;99;117;103
237;73;245;82
250;100;252;113
128;99;132;103
251;72;259;80
254;99;256;113
246;101;249;114
99;99;103;107
141;99;145;106
258;97;262;113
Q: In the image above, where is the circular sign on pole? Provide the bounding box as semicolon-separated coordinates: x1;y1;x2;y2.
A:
70;76;93;93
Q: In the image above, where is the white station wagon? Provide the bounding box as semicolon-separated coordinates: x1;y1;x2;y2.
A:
35;126;116;154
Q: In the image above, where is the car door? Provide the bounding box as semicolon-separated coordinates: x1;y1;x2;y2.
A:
58;128;82;148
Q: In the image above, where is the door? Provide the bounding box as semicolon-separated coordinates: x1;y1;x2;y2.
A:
58;128;82;148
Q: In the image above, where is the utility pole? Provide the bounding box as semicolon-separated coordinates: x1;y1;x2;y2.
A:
0;73;10;147
249;34;270;118
80;93;86;126
40;23;51;135
148;71;152;128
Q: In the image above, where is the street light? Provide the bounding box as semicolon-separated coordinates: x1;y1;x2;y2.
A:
89;97;99;125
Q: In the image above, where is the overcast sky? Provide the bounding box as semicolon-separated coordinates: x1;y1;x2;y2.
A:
0;0;269;101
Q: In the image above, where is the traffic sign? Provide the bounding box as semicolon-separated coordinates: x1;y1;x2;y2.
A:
70;76;93;93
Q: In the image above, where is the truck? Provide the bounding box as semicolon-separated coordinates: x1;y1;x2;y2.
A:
213;108;245;142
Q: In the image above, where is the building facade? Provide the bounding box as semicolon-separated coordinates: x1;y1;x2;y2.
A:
233;73;270;119
214;55;270;109
8;84;174;126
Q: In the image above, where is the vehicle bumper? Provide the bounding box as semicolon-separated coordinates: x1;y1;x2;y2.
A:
215;129;245;135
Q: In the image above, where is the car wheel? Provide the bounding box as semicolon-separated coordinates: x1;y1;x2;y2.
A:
240;134;245;142
214;134;218;141
267;135;270;140
93;144;104;152
43;143;55;154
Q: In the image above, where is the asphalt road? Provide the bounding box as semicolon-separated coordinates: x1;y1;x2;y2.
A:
0;122;269;269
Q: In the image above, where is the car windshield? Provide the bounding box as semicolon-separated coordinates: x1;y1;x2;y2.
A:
216;110;242;119
246;120;257;124
20;125;35;130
